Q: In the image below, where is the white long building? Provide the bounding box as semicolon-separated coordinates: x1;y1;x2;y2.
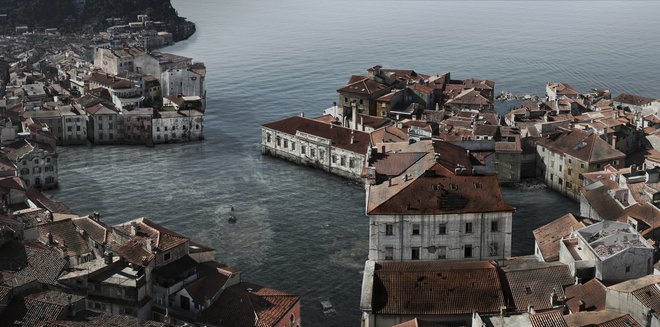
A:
261;115;371;180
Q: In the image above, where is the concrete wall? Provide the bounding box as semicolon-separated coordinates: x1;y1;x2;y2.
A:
495;152;521;183
606;289;659;327
62;114;87;145
368;211;512;262
598;247;653;283
88;113;120;144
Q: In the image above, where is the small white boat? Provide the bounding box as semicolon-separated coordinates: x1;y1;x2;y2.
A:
320;300;336;317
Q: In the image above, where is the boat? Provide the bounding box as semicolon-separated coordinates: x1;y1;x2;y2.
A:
320;300;336;317
228;206;237;224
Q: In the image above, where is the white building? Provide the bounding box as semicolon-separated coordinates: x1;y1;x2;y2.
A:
559;221;654;283
152;110;204;144
161;64;206;99
93;47;145;75
85;104;120;144
89;73;144;112
261;115;371;180
3;139;58;189
365;156;515;262
606;275;660;327
536;128;625;201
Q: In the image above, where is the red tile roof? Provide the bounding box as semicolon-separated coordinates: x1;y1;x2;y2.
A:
614;93;654;107
337;76;389;96
371;261;505;315
37;219;92;257
263;116;371;154
536;128;625;163
115;218;189;252
563;311;640;327
529;310;568;327
200;282;300;327
632;283;660;314
368;163;514;215
565;279;607;313
533;213;585;261
503;263;575;312
371;152;428;177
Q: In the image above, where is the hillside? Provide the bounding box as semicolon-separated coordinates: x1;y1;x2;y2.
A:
0;0;195;40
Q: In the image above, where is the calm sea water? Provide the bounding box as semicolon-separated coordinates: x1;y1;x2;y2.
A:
47;1;660;325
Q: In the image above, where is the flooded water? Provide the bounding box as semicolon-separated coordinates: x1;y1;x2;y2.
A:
47;0;660;325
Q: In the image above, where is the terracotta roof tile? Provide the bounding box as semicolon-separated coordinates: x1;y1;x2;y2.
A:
565;279;607;312
632;284;660;314
371;152;428;177
614;93;654;107
200;282;300;327
0;241;66;286
37;219;91;258
44;311;171;327
533;214;585;261
529;310;568;327
263;116;371;154
504;264;574;312
371;261;505;315
368;163;514;215
563;311;640;327
536;128;625;163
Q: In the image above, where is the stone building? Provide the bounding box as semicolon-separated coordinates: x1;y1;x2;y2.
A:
3;139;58;189
86;103;120;144
536;128;626;201
606;275;660;327
93;47;145;75
25;108;87;145
261;115;371;181
366;156;515;262
152;109;203;144
559;221;654;283
89;73;143;111
122;108;153;145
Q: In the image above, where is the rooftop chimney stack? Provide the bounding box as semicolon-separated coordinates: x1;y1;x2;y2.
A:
351;102;358;130
130;221;138;236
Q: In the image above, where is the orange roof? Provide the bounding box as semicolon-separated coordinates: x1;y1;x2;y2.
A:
533;213;585;261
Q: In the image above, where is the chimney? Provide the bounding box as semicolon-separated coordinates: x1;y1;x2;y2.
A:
299;112;304;117
47;232;54;245
130;221;138;236
575;276;581;285
350;129;355;144
527;305;535;314
333;101;337;117
351;102;358;130
611;135;617;150
550;288;559;307
361;116;364;131
435;103;440;111
577;300;586;312
104;251;114;264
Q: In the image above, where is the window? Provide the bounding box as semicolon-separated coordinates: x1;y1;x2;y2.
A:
332;155;337;164
625;266;631;273
67;126;72;132
45;166;53;172
98;123;103;130
33;167;41;174
465;222;473;234
411;247;420;260
385;246;393;260
567;182;572;190
291;142;295;151
34;159;39;164
559;165;563;172
464;244;473;258
164;252;171;261
344;97;348;102
340;156;346;166
489;242;498;256
283;139;288;148
581;163;585;169
450;183;458;190
474;183;482;189
20;168;29;175
156;127;160;132
276;137;281;146
319;149;325;160
437;246;447;259
525;287;532;295
568;168;572;176
34;177;41;186
301;145;306;155
46;157;51;163
558;178;563;186
311;148;316;157
438;223;446;235
266;133;271;143
46;177;54;184
109;133;114;140
385;224;393;236
412;224;420;235
491;221;498;232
